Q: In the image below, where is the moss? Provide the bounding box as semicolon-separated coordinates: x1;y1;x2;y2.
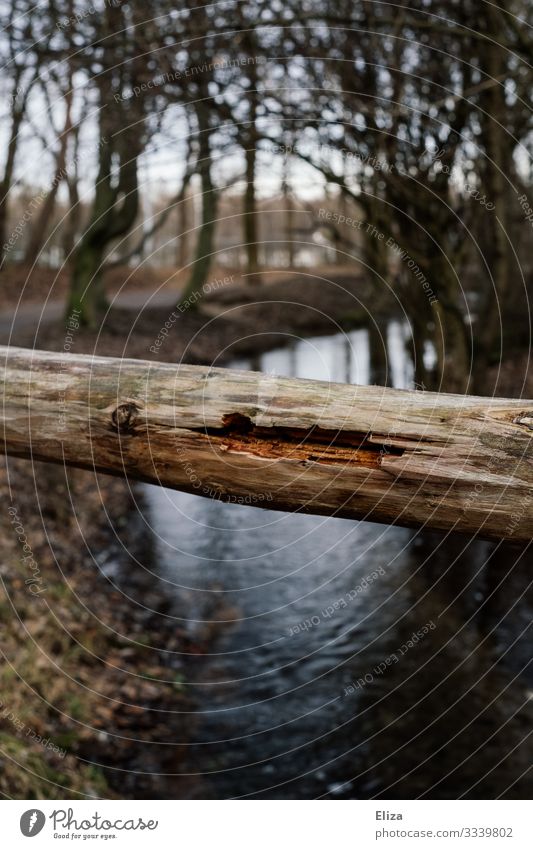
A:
0;731;108;799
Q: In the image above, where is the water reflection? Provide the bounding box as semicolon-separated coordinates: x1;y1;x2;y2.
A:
233;323;420;389
232;327;372;386
144;326;533;799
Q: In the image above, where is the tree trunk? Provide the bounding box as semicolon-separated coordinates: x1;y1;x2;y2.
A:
25;84;74;266
367;319;389;387
62;174;81;260
179;106;218;305
426;251;471;394
242;51;261;285
1;345;532;543
62;111;83;260
285;194;295;269
244;143;261;283
68;0;141;326
475;8;512;388
282;159;295;268
0;74;29;264
176;184;192;268
68;133;140;327
335;190;349;264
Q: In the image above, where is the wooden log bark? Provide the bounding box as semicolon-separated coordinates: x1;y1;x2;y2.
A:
1;346;532;542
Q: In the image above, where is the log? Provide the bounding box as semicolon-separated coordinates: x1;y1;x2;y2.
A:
0;345;532;542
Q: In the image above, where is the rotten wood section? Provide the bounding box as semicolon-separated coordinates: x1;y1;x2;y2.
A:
1;345;532;542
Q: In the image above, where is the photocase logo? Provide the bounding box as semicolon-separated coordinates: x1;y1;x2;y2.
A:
20;809;46;837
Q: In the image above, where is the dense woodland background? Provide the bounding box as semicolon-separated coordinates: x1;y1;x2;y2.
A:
1;0;532;392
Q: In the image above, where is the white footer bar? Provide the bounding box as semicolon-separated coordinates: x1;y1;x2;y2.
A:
3;799;530;848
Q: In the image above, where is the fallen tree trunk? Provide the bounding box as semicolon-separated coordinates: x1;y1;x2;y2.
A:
1;346;532;542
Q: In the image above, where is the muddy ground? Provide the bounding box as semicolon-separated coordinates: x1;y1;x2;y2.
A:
3;263;383;365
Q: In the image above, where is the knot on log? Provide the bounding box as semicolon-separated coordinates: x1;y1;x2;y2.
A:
111;402;140;435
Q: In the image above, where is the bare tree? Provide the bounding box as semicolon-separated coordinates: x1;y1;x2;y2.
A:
0;0;39;264
66;2;152;325
24;66;76;265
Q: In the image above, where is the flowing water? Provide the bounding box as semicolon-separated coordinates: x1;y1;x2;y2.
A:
143;325;533;799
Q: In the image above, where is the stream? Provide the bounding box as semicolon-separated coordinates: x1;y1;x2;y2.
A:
143;324;533;799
